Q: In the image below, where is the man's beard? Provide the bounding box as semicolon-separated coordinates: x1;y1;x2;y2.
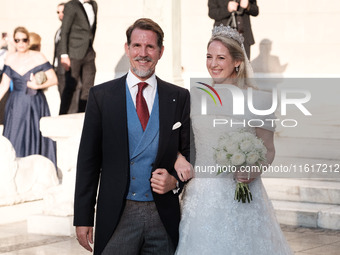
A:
132;67;154;78
132;56;154;78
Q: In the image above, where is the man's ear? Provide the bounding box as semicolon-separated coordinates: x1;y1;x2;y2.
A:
159;46;164;59
124;43;129;57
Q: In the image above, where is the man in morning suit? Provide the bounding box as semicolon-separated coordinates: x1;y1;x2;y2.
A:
208;0;259;59
59;0;97;114
74;18;191;255
53;3;66;97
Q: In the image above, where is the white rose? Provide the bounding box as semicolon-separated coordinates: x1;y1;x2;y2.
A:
246;152;260;165
240;139;254;153
224;141;239;154
231;152;246;166
253;138;265;150
230;132;243;142
260;148;267;159
243;132;254;139
214;150;229;165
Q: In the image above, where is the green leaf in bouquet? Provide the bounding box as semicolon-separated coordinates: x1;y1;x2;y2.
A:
235;182;253;203
234;185;239;200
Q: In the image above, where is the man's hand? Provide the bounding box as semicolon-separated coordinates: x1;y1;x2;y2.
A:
60;56;71;71
175;154;194;182
76;226;94;252
228;1;239;12
150;168;177;194
240;0;249;9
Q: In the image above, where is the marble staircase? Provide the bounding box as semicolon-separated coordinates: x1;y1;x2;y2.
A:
263;178;340;230
262;82;340;231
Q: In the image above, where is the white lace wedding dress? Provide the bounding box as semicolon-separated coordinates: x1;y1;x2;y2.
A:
175;84;293;255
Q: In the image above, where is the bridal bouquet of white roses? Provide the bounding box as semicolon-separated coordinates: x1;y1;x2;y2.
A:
214;130;267;203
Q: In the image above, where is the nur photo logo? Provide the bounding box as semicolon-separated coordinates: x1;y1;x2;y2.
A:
194;80;312;128
195;82;222;115
195;82;223;106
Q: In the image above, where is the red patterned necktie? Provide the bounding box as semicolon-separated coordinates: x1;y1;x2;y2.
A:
136;82;149;131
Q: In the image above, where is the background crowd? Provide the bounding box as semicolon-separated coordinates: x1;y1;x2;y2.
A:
0;0;99;170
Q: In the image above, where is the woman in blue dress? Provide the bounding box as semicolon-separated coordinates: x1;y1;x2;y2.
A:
0;27;58;168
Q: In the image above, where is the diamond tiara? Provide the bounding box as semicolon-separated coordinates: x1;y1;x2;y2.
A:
211;24;244;45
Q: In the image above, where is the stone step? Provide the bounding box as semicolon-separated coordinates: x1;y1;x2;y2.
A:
263;178;340;204
27;215;75;236
272;200;340;230
274;136;340;160
0;200;43;225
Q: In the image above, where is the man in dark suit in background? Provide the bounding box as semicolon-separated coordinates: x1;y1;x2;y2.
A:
74;18;190;255
53;3;65;97
208;0;259;59
59;0;98;114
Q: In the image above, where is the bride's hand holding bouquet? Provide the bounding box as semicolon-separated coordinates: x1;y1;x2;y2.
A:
214;129;267;203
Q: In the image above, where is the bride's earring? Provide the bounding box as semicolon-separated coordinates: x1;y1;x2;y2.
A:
235;66;239;72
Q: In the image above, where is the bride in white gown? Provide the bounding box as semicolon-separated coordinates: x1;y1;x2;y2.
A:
175;25;293;255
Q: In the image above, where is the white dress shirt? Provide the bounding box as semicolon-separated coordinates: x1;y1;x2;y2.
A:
79;0;95;27
126;70;157;115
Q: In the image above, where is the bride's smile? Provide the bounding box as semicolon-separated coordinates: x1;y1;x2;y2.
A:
206;40;241;83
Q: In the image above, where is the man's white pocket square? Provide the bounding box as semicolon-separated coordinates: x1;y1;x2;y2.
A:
172;122;182;130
